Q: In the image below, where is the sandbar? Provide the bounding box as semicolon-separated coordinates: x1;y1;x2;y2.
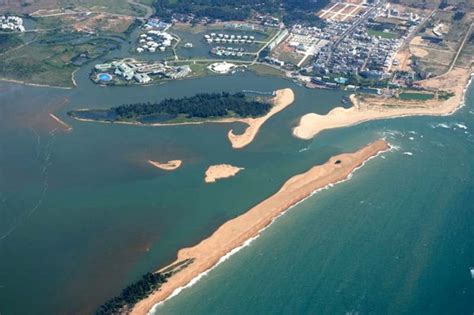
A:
49;113;73;131
148;160;182;171
130;139;389;315
293;67;472;140
228;88;295;149
205;164;244;183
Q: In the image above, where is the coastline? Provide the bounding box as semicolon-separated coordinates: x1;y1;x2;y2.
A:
293;67;473;140
204;164;244;183
129;139;390;315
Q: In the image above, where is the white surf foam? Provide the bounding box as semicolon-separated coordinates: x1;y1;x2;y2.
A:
402;152;413;156
148;143;393;314
454;123;468;130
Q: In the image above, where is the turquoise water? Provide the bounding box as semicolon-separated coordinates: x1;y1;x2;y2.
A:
0;60;473;315
156;86;474;314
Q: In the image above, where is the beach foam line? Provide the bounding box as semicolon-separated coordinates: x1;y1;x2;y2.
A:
293;70;473;141
146;141;392;315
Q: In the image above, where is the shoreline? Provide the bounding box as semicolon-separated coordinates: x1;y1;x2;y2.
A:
129;139;390;315
293;67;473;140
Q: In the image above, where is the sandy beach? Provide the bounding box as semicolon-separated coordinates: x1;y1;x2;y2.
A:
148;160;182;171
293;67;472;140
130;139;389;315
228;88;295;149
204;164;244;183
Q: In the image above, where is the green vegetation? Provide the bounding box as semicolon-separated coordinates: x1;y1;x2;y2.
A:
0;33;23;54
60;0;148;17
438;91;455;100
399;91;434;100
96;272;168;315
154;0;328;25
367;28;399;39
69;92;272;123
249;64;286;77
0;32;120;87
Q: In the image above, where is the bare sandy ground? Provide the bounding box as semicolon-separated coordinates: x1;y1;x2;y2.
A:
228;88;295;149
205;164;244;183
148;160;182;171
293;67;472;140
129;139;389;315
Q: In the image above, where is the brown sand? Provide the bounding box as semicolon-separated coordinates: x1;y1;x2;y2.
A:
204;164;244;183
228;88;295;149
148;160;182;171
130;139;389;315
293;67;472;140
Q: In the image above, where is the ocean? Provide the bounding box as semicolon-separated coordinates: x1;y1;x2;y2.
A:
0;63;473;314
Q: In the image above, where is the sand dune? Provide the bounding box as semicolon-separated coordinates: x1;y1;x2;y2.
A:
130;139;389;315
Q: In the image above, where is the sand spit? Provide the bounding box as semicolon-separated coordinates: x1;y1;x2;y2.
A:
148;160;182;171
293;67;473;140
129;139;389;315
0;77;73;89
205;164;244;183
228;88;295;149
72;88;295;149
49;113;73;131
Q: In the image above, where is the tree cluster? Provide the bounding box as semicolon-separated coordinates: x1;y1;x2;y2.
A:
111;92;271;120
96;272;167;315
282;0;329;26
154;0;329;25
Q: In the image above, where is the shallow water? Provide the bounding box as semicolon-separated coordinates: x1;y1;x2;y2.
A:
0;55;473;314
0;68;348;314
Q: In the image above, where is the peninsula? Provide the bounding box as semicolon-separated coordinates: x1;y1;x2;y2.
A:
205;164;244;183
148;160;182;171
293;68;472;140
68;92;273;125
68;88;295;149
128;139;389;315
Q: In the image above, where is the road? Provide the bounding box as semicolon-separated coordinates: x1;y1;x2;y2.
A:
448;22;473;72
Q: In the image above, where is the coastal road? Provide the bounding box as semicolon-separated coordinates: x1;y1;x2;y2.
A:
448;22;473;72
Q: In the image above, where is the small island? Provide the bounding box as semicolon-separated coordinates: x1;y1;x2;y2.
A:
148;160;182;171
205;164;244;183
68;92;273;125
